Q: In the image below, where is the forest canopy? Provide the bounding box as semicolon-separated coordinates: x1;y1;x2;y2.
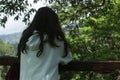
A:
0;0;119;27
0;0;120;80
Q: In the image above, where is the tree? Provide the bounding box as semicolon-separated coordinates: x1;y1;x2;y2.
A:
0;0;118;27
0;39;14;56
0;0;38;27
1;0;120;80
0;39;14;80
49;0;120;80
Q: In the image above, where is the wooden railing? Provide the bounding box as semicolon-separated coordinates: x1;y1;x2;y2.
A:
0;56;120;74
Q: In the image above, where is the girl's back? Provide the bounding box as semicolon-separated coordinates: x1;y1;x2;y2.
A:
20;31;72;80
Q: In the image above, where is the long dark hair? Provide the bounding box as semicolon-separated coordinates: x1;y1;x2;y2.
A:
17;7;69;57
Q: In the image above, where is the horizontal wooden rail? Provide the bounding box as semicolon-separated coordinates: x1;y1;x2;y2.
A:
59;61;120;73
0;56;120;73
0;56;19;65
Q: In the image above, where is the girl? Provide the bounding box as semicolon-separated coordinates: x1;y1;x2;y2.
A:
17;7;72;80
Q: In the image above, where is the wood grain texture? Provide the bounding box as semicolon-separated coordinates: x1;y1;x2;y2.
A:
0;56;120;73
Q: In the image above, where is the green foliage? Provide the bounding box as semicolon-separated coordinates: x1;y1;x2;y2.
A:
1;0;120;80
50;0;120;80
50;0;120;61
0;39;14;56
0;39;14;80
0;0;37;27
0;66;9;80
0;0;117;27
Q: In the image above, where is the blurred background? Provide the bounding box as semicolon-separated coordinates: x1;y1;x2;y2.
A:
0;0;120;80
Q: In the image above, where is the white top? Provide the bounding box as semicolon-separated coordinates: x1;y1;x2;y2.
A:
20;31;72;80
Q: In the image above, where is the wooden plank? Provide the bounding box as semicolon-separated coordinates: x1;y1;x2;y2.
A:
0;56;120;73
0;56;18;65
59;61;120;73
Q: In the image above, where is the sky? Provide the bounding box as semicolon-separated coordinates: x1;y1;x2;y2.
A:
0;0;48;35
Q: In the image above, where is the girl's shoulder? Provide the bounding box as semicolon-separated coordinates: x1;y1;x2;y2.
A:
26;31;40;50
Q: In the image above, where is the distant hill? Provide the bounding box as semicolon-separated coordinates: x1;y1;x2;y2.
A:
0;32;22;44
0;32;22;54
